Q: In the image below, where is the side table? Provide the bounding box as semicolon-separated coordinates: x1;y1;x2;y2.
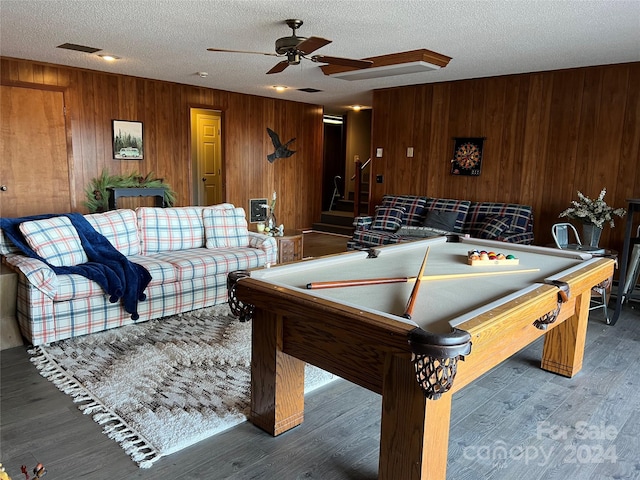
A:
107;187;166;210
274;232;303;263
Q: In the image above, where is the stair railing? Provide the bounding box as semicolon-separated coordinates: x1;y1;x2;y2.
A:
328;175;342;212
351;158;370;217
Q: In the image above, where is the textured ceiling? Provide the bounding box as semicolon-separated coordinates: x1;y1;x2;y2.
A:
1;0;639;114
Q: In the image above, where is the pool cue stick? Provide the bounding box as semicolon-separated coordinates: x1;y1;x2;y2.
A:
306;276;409;289
306;268;540;290
403;247;430;319
418;268;540;281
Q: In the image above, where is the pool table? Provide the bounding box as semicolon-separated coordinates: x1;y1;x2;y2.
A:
230;236;615;480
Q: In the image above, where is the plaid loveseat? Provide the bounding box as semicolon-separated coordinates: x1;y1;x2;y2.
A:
1;205;277;345
348;195;534;250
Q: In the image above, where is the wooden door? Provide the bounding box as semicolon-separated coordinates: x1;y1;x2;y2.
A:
0;85;70;217
195;111;223;206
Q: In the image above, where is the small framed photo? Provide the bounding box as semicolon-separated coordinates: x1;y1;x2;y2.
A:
249;198;268;223
113;120;143;160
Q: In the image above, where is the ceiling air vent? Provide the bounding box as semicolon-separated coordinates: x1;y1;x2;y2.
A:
57;43;102;54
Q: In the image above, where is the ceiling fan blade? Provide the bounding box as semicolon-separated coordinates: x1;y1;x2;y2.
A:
296;36;331;55
266;61;289;74
312;55;373;69
207;47;278;57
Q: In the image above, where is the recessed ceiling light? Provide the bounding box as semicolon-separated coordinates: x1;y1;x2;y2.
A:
352;105;362;111
98;54;120;61
197;72;209;78
273;85;287;92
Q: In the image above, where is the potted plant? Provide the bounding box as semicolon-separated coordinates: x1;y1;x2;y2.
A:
559;188;626;247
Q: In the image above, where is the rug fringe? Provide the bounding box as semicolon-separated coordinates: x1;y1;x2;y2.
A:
28;346;163;468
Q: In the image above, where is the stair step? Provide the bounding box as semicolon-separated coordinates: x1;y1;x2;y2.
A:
311;222;354;236
332;199;369;213
320;211;355;227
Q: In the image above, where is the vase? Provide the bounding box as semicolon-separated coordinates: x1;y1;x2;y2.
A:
582;223;602;247
266;211;277;232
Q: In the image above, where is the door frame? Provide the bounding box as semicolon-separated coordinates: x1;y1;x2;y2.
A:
1;81;75;212
189;106;225;206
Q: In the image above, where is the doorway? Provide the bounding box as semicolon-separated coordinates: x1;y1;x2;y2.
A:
190;108;223;206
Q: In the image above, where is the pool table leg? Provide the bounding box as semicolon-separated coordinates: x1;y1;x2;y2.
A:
250;308;306;436
540;291;590;377
379;353;452;480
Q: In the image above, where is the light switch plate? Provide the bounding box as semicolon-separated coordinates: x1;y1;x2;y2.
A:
376;148;383;157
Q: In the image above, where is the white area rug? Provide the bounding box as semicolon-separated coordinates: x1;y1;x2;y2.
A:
28;304;335;468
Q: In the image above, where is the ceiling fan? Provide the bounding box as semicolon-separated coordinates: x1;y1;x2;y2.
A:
207;19;373;74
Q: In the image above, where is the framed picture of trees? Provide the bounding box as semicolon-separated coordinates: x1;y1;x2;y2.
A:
112;120;143;160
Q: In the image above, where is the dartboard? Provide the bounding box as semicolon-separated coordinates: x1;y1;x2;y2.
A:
454;142;481;169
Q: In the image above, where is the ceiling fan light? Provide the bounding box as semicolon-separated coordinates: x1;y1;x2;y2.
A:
286;52;301;65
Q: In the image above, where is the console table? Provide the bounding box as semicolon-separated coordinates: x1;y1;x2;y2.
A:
107;187;166;210
610;198;640;325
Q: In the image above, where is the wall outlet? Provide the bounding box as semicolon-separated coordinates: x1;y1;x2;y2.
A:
376;174;384;183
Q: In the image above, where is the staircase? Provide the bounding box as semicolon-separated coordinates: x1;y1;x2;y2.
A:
312;162;371;236
312;192;369;236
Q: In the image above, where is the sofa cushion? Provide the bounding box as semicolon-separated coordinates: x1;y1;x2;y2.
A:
396;226;450;238
19;216;88;267
85;209;141;256
203;207;250;248
137;207;205;254
127;255;179;286
381;195;427;226
423;198;471;233
477;215;512;240
371;205;405;232
351;229;402;248
150;247;267;281
422;210;459;231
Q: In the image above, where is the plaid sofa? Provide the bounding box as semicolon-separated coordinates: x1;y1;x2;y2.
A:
348;195;534;250
1;205;277;346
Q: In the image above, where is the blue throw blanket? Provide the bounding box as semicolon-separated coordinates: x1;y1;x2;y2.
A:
0;213;151;320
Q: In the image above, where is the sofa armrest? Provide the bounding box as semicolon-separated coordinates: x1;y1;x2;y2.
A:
353;216;373;230
3;254;57;298
248;233;278;264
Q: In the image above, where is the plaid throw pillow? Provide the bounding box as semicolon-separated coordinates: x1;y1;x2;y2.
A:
382;195;427;226
85;209;141;256
204;207;250;248
19;216;88;267
371;205;406;232
478;215;512;240
137;207;205;254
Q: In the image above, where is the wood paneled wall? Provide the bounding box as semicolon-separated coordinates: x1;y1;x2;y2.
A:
0;57;324;231
370;62;640;252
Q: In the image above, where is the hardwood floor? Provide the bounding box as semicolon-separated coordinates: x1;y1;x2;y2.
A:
2;266;640;479
302;230;350;258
